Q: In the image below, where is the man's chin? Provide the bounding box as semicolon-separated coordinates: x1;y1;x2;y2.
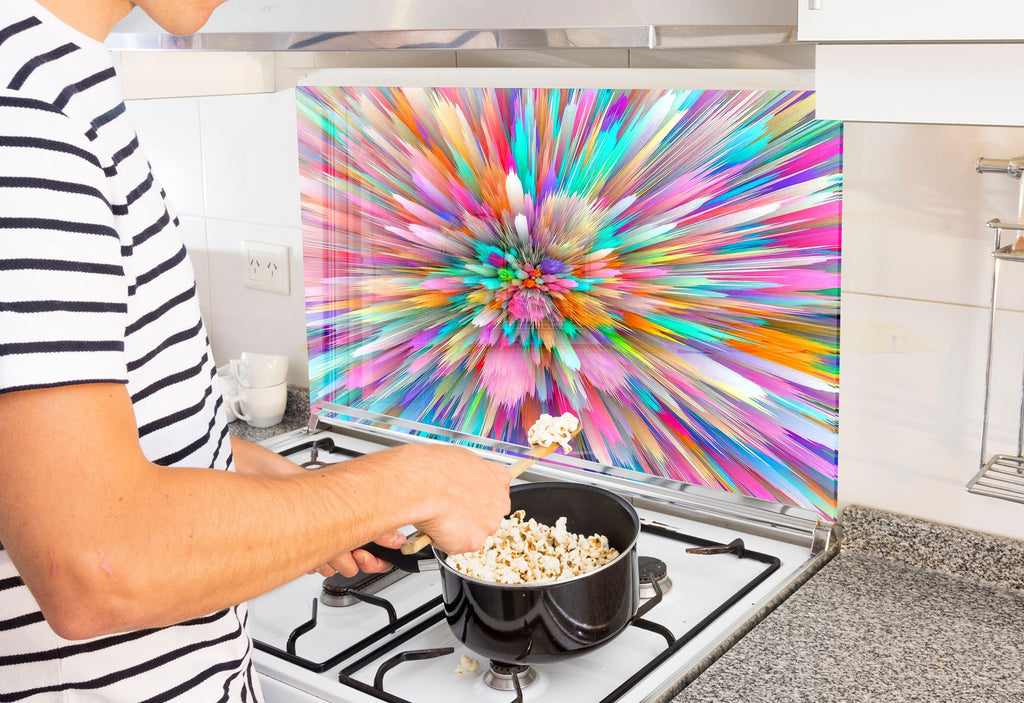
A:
136;1;221;38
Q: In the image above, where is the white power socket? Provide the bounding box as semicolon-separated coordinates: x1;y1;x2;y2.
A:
242;241;290;294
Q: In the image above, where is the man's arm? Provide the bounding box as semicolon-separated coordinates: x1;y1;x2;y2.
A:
230;435;403;576
0;382;511;640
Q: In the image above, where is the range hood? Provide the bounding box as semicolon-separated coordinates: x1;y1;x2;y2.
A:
106;0;797;53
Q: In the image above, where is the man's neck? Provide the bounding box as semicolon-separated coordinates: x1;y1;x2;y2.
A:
34;0;134;41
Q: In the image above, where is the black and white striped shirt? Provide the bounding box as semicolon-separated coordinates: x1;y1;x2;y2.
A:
0;0;260;699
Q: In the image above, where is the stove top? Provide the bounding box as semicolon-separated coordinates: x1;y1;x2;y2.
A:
249;421;835;703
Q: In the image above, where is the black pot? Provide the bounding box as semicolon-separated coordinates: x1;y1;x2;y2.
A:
364;482;647;664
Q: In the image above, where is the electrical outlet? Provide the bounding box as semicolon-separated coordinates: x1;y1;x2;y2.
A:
242;241;290;294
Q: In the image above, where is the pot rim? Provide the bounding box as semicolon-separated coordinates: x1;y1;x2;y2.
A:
433;481;640;589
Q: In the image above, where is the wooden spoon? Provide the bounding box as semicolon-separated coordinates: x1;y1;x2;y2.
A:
399;426;582;555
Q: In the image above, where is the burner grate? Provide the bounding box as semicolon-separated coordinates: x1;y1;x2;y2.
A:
596;527;780;703
253;596;443;675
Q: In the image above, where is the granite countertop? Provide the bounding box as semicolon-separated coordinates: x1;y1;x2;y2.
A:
672;505;1024;703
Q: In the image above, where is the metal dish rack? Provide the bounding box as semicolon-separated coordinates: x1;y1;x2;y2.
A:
968;155;1024;504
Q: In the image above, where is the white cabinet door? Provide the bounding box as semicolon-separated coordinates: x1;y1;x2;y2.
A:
802;0;1024;124
814;43;1024;126
798;0;1024;41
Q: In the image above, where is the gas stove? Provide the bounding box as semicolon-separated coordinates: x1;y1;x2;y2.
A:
248;418;835;703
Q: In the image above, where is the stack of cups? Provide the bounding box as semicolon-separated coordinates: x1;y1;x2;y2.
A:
219;352;289;428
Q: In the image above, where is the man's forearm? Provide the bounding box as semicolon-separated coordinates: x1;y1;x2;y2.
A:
231;435;305;476
76;446;428;636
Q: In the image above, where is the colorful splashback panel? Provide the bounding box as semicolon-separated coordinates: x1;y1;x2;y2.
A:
297;85;842;520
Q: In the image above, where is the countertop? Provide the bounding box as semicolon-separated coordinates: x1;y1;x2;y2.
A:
230;405;1024;702
670;505;1024;703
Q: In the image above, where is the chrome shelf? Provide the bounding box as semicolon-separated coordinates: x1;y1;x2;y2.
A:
992;245;1024;263
972;182;1024;504
967;455;1024;505
989;219;1024;262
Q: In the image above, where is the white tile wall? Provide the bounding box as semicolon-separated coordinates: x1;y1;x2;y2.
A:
838;121;1024;539
125;97;205;217
204;219;307;379
839;292;1024;537
119;51;276;99
199;91;302;229
841;122;1024;310
122;56;1024;539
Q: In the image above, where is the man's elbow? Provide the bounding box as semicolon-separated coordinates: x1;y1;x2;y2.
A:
32;555;146;640
43;603;115;641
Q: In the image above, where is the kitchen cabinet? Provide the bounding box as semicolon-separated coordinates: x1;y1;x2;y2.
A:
811;43;1024;126
798;0;1024;42
799;2;1024;126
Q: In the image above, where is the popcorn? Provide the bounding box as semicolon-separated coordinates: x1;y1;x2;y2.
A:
445;510;618;584
526;412;580;453
454;654;479;675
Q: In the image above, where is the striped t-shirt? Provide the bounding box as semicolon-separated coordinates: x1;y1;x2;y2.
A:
0;0;261;700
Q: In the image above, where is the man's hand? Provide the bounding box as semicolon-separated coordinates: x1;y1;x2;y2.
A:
402;445;512;556
312;529;405;577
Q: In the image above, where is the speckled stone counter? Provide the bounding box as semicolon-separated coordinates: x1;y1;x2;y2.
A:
227;384;309;443
672;506;1024;703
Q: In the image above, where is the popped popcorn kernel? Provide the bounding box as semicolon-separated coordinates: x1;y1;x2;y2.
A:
526;412;580;453
445;510;618;584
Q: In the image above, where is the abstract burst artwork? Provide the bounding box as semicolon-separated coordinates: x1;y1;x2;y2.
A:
297;83;842;520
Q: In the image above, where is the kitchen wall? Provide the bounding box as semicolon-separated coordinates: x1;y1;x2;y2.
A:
116;50;1024;541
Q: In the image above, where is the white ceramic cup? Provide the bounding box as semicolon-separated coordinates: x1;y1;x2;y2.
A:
231;352;289;389
226;382;288;428
216;364;239;421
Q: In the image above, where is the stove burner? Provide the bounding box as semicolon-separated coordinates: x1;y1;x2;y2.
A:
320;568;407;607
638;555;673;599
301;439;337;470
483;661;538;691
277;435;365;469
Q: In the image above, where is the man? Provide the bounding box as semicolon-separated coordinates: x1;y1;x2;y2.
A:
0;0;512;699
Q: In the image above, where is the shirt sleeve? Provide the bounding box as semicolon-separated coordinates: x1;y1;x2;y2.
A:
0;93;129;394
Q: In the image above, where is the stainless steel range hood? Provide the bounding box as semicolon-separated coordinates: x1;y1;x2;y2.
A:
106;0;797;53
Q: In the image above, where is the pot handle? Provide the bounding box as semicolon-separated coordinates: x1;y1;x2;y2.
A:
359;542;438;573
